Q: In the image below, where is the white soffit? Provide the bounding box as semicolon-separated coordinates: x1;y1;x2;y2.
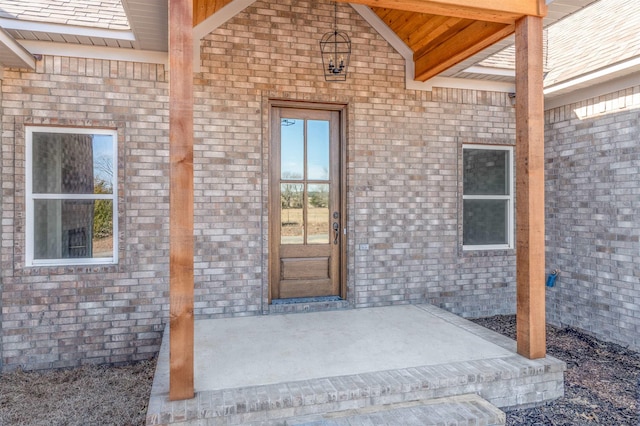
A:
0;26;35;70
544;57;640;109
19;40;167;65
0;16;136;50
544;71;640;110
120;0;167;51
0;17;135;41
0;0;167;65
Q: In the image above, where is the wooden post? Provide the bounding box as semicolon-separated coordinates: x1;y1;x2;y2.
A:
169;0;194;400
515;15;546;359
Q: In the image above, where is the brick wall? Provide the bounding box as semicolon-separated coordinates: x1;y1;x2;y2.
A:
193;0;517;318
0;0;518;371
0;60;169;370
545;85;640;350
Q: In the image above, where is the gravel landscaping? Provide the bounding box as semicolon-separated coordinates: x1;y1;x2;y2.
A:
472;315;640;425
1;315;638;425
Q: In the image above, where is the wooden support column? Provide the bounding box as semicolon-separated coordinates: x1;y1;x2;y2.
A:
169;0;194;400
515;15;546;359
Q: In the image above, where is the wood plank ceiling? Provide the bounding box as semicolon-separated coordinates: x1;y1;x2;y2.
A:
193;0;234;26
191;0;547;81
372;8;515;80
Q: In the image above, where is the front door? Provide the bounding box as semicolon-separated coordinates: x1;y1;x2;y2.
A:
270;106;342;300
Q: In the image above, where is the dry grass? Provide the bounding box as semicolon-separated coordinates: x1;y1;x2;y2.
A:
0;359;156;426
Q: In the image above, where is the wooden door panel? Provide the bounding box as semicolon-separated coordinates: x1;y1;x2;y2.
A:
270;106;343;301
279;279;334;299
281;257;330;280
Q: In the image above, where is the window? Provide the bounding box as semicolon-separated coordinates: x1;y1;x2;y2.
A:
463;145;514;250
26;127;118;266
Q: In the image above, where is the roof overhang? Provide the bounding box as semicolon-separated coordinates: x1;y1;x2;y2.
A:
121;0;168;51
0;0;613;96
544;56;640;109
340;0;546;82
0;26;35;72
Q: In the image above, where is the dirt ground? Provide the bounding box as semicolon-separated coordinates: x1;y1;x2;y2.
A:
1;315;638;425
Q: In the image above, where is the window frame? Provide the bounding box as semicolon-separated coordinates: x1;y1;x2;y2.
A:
25;126;119;266
462;144;514;251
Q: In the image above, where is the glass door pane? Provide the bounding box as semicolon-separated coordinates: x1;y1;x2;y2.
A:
279;117;332;246
307;120;330;180
307;184;329;244
281;183;304;244
281;119;304;180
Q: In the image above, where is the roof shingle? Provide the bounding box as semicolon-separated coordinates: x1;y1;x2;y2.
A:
544;0;640;85
478;0;640;85
0;0;130;30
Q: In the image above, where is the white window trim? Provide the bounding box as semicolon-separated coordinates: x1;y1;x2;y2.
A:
25;126;119;266
462;144;514;251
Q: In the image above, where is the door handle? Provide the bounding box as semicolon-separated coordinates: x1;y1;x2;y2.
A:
332;222;340;245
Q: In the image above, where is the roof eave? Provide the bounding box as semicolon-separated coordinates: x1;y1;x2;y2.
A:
0;27;36;70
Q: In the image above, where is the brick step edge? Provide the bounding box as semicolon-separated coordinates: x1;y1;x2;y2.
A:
283;393;505;426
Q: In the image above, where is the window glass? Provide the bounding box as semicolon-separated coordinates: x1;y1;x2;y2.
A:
27;128;117;265
463;200;508;245
463;149;509;195
34;200;114;259
462;146;513;249
32;133;114;194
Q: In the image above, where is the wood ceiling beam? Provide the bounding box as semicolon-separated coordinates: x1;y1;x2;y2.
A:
339;0;546;24
413;20;514;81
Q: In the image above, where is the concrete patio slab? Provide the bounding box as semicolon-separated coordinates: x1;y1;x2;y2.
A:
153;304;513;393
147;304;565;425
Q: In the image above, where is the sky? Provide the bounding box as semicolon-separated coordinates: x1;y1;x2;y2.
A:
281;119;330;181
92;134;114;185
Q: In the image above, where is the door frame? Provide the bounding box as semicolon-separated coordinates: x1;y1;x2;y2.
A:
268;100;347;303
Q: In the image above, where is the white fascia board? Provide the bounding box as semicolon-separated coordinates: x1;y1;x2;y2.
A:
192;0;257;72
19;40;167;65
463;66;515;78
544;71;640;110
350;4;515;93
0;17;135;41
0;27;36;69
544;56;640;97
410;76;516;93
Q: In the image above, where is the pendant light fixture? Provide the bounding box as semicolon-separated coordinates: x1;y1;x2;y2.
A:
320;2;351;82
